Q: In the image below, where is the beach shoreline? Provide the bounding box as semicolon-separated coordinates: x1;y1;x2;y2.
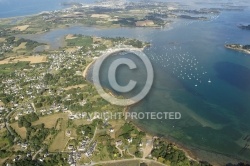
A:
83;60;96;79
131;118;248;165
131;119;198;161
82;45;147;79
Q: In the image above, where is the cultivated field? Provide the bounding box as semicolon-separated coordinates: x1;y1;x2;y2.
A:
0;55;47;64
49;114;69;152
91;14;110;19
10;122;27;139
13;42;27;52
0;38;5;42
49;130;70;152
11;25;29;31
32;113;68;128
73;119;91;126
65;47;79;53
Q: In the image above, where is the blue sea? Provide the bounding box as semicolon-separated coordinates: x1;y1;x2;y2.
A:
0;0;95;18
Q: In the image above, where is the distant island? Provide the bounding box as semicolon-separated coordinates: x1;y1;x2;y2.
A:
238;24;250;30
225;44;250;54
178;15;208;20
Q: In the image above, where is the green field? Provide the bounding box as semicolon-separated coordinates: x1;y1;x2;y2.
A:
32;113;68;129
0;61;30;74
66;36;93;47
49;130;70;152
49;116;69;152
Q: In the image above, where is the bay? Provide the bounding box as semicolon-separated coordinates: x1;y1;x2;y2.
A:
18;8;250;163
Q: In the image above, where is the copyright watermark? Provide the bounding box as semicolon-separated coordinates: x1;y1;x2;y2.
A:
92;48;154;106
78;111;182;120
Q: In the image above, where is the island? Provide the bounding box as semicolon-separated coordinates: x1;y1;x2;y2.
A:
178;15;208;20
238;24;250;30
225;44;250;54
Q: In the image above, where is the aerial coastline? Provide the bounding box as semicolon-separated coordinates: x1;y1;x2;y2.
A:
82;45;148;79
1;0;250;165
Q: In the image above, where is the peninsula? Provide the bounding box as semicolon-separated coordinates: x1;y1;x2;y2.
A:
225;44;250;54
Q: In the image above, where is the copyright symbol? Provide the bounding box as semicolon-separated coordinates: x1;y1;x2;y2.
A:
92;48;154;106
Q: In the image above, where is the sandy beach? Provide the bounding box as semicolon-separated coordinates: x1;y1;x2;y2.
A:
83;60;96;79
82;46;146;79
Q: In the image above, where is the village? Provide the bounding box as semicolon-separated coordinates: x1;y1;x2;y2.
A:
0;34;164;166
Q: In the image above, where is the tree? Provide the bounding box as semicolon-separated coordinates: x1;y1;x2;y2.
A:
23;120;31;128
44;73;53;84
0;150;12;158
6;36;15;44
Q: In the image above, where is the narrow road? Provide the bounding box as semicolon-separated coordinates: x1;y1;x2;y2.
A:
31;103;37;112
115;145;124;157
5;122;14;135
89;126;98;144
127;148;136;158
86;158;167;166
5;110;14;135
32;148;43;160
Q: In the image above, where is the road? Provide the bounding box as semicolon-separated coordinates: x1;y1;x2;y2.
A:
5;110;14;135
115;145;124;157
86;158;167;166
31;102;37;112
89;126;98;144
32;148;43;160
